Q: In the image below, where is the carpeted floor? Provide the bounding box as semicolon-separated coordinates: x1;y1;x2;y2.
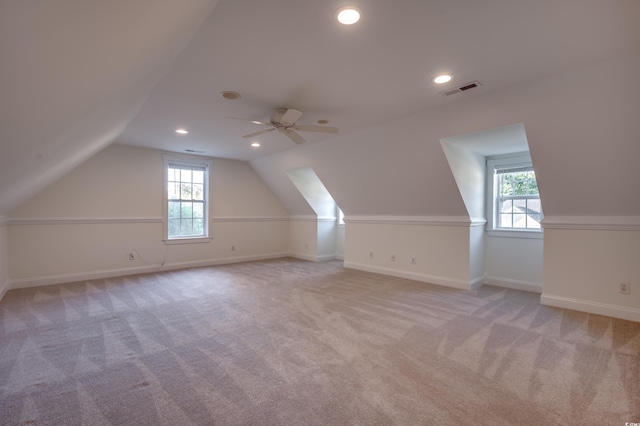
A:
0;258;638;425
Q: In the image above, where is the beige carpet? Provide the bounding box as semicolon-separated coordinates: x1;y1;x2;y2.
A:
0;258;638;425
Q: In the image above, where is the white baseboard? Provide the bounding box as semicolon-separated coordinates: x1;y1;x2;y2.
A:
541;293;640;323
484;276;543;293
9;252;290;290
0;279;9;302
343;261;478;291
288;252;338;262
335;254;345;261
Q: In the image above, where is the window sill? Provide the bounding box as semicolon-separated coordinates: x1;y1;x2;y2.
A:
487;229;543;239
164;237;212;245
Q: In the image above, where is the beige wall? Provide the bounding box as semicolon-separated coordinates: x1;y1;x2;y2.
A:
8;144;290;287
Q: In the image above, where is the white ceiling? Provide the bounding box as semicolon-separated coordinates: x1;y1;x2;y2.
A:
1;0;638;216
117;0;640;161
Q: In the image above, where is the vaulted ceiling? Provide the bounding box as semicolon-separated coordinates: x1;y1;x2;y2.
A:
1;0;639;215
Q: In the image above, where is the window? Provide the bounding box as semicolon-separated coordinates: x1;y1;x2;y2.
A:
487;154;542;236
163;154;211;242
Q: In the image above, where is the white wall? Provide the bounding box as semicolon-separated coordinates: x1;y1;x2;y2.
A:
344;220;480;290
485;236;544;292
542;225;640;322
0;218;9;300
288;217;318;261
251;52;640;320
440;142;486;220
317;220;337;261
8;144;290;288
336;226;345;260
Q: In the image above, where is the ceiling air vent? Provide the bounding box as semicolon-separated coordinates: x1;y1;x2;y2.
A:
439;80;482;97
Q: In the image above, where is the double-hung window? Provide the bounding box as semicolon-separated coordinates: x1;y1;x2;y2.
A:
487;153;543;237
163;154;212;242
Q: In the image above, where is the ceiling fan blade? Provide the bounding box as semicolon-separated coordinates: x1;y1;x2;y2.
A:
279;109;303;125
226;116;271;126
243;128;275;138
291;125;339;134
284;129;306;144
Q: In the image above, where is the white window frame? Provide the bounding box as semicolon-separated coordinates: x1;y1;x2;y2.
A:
486;153;543;239
337;206;345;227
163;153;213;244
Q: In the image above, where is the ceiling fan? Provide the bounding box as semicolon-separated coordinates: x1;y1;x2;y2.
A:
230;108;338;144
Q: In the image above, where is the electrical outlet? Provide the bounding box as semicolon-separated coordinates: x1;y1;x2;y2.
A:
369;251;374;258
411;257;416;265
231;245;235;252
619;282;630;294
391;254;396;261
129;252;135;261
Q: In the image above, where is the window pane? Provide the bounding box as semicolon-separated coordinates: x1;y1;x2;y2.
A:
180;219;193;235
500;200;513;213
500;175;513;196
180;169;192;183
526;199;542;227
513;199;527;213
528;174;539;195
168;201;180;218
181;202;193;219
513;214;527;228
193;219;204;235
192;170;204;184
193;202;204;218
193;184;203;200
499;214;512;228
513;173;528;195
168;182;179;199
181;183;192;200
168;168;176;181
168;218;181;237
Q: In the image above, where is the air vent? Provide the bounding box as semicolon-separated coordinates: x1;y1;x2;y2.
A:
439;80;482;97
185;149;205;154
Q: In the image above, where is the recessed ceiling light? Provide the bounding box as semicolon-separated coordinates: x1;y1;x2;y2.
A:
250;142;261;148
175;128;189;134
220;91;241;100
336;6;361;25
433;74;453;84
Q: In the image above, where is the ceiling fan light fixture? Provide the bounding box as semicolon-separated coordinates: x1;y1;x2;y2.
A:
317;119;329;125
250;142;261;148
336;6;361;25
175;128;189;134
433;74;453;84
220;91;241;100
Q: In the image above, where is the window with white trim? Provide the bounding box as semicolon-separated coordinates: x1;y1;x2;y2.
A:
163;155;211;242
487;154;543;236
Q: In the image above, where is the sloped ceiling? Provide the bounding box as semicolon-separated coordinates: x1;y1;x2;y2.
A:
1;0;639;218
0;0;220;215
